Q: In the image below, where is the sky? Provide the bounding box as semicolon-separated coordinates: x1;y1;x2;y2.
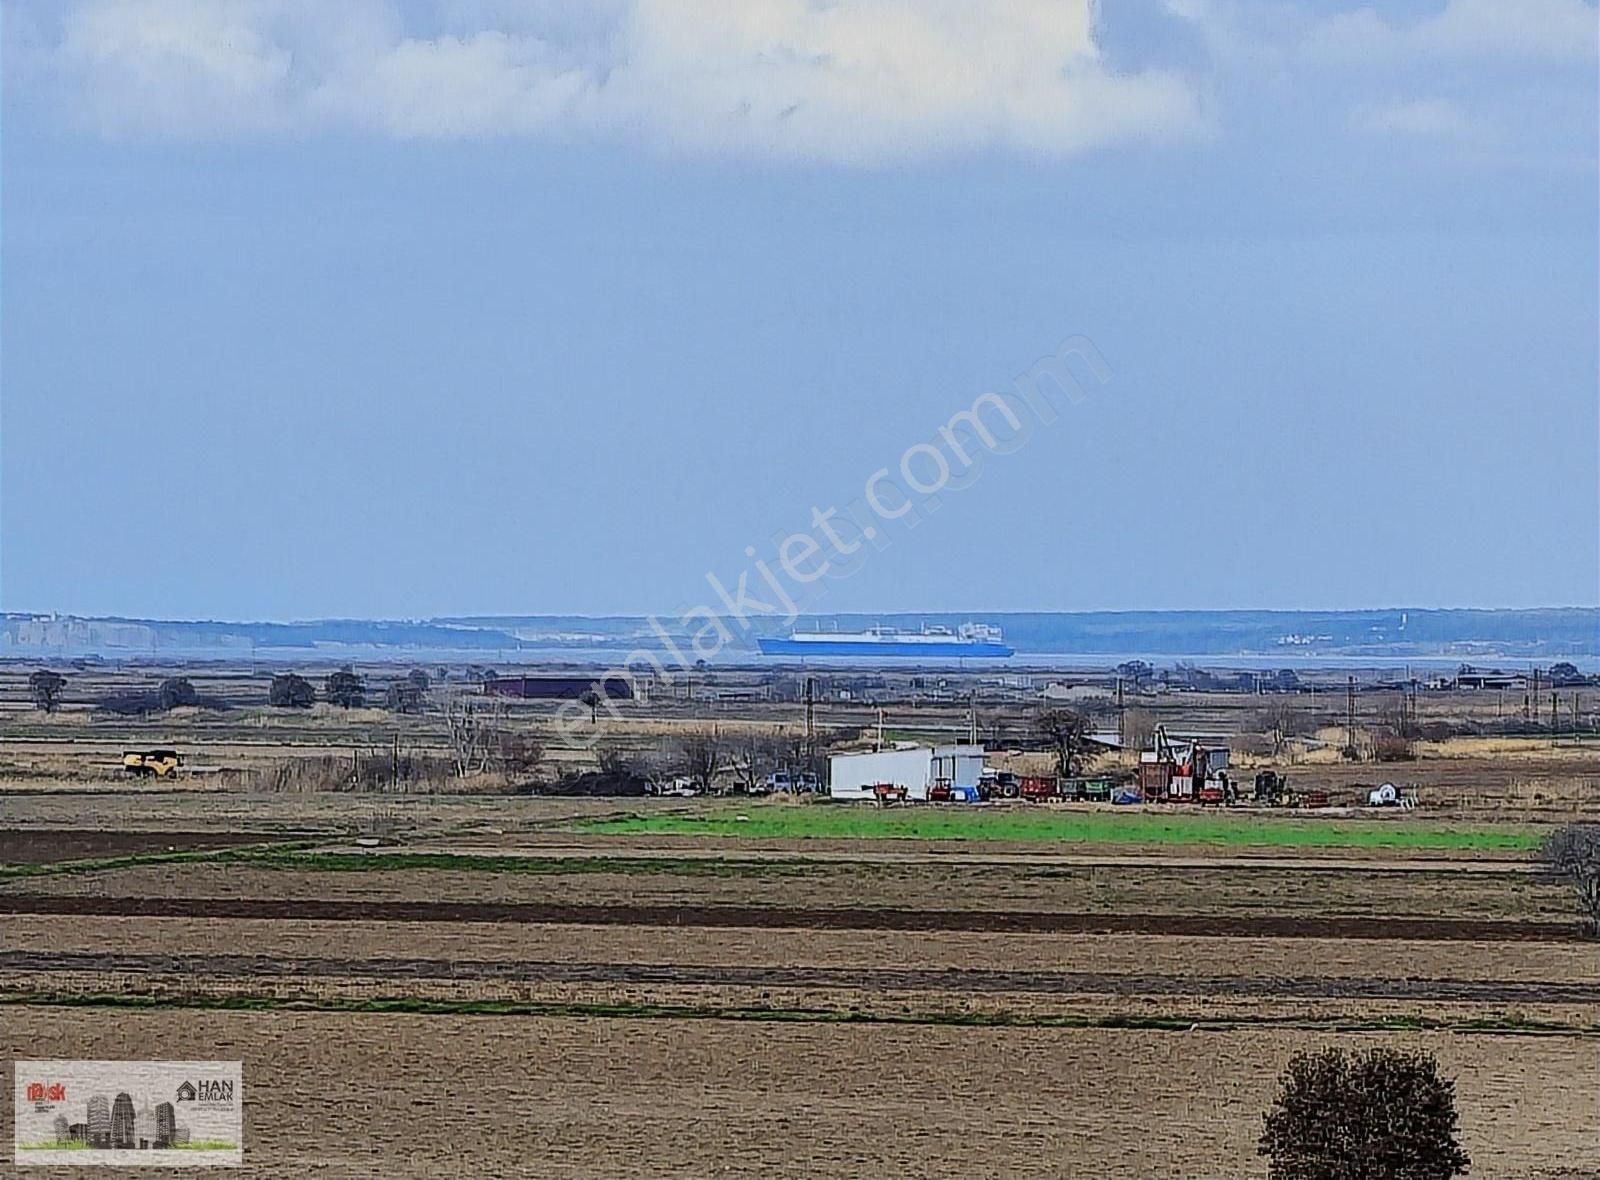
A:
1;0;1596;621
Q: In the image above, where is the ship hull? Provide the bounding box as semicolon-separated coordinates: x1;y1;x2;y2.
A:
755;637;1014;659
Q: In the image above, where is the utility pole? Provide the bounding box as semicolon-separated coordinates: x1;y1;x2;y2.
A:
968;690;977;746
1116;676;1126;749
804;675;815;772
1346;675;1357;758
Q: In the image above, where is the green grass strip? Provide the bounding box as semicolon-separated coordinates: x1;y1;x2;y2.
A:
577;805;1541;851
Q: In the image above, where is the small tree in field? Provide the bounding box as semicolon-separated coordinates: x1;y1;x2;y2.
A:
269;673;316;708
385;677;426;714
324;667;366;709
157;677;198;710
1541;823;1600;933
1260;1047;1469;1180
1035;708;1096;778
29;669;66;712
579;689;601;724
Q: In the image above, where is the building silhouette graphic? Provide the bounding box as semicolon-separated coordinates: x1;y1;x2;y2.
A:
85;1096;111;1149
156;1101;176;1147
111;1092;136;1149
135;1102;159;1149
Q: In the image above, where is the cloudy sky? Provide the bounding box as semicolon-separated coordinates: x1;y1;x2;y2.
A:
2;0;1596;619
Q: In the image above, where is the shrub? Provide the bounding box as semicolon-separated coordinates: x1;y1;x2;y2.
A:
157;677;198;710
28;669;66;712
1260;1047;1469;1180
1372;729;1416;763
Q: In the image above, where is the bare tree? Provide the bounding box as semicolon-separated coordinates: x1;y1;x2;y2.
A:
1258;701;1311;757
1541;824;1600;933
493;728;544;777
731;732;788;792
1122;707;1157;753
443;693;501;779
1035;708;1096;778
579;689;601;724
28;669;66;713
678;729;723;793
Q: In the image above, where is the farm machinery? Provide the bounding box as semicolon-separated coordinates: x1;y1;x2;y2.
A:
1138;727;1233;805
1251;770;1330;809
974;771;1114;803
122;749;183;779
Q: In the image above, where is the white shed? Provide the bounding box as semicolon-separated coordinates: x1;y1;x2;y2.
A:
828;744;986;801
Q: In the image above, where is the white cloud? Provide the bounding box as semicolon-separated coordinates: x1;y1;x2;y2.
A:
10;0;1204;162
1351;96;1475;140
1307;0;1598;65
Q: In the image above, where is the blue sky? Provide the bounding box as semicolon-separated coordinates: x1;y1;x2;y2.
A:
2;0;1596;620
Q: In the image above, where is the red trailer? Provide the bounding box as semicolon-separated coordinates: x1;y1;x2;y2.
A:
1020;775;1059;801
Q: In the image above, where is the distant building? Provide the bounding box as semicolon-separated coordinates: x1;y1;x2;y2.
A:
829;744;985;801
484;674;634;701
1455;669;1526;691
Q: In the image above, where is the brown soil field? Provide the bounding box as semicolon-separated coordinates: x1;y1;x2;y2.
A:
10;918;1595;984
1;854;1578;924
0;828;273;864
1;1007;1593;1178
0;890;1580;941
7;971;1593;1034
9;948;1597;1006
0;791;646;836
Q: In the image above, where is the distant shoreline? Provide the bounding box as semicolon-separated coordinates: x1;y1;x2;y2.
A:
2;608;1594;669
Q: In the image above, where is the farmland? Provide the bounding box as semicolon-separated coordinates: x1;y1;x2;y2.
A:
2;658;1598;1176
2;1007;1592;1180
3;788;1599;1176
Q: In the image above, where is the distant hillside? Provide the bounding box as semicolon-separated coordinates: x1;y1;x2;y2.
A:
3;607;1594;664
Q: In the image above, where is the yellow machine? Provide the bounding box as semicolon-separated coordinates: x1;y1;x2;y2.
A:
122;749;182;778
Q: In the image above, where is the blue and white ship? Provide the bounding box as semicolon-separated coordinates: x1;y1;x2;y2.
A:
756;622;1013;659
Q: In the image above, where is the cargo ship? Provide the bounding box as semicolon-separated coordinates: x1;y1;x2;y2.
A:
756;622;1013;659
